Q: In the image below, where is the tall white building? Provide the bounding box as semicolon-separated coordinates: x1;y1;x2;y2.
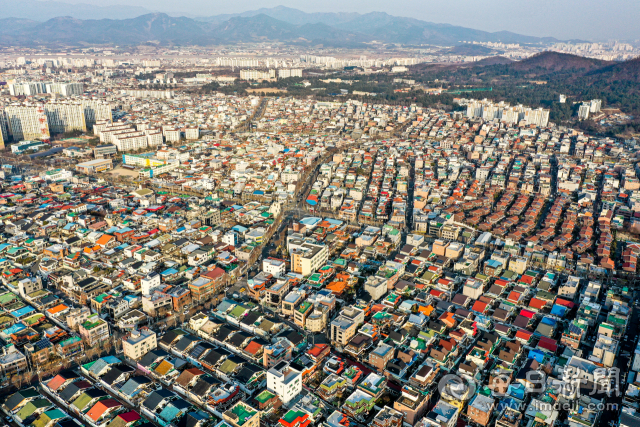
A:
45;101;87;134
267;362;302;404
524;108;550;127
185;126;199;140
46;82;84;96
277;69;303;79
240;69;276;81
4;103;50;141
145;129;164;147
99;124;135;143
466;101;483;118
81;99;113;128
578;104;591;120
8;82;46;96
589;99;602;113
163;127;181;142
113;131;148;152
123;89;174;99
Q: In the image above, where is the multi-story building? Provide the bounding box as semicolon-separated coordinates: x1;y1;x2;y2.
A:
8;82;47;96
81;99;112;128
146;129;164;147
263;258;286;277
113;131;148;151
291;243;329;276
267;361;302;404
65;306;91;330
278;69;303;79
75;159;113;174
46;82;84;96
305;305;330;332
5;103;50;141
189;268;228;303
78;313;110;346
371;407;403;427
123;329;157;360
45;100;87;133
467;394;495;426
393;385;430;426
369;342;394;372
330;307;364;346
223;402;260;427
93;144;117;158
163;127;181;142
263;340;293;368
240;69;276;80
0;345;28;377
185;126;200;140
420;400;459;427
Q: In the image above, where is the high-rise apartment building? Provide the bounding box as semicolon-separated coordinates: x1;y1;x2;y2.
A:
45;100;87;134
277;69;303;79
46;82;84;96
81;99;113;128
4;103;50;141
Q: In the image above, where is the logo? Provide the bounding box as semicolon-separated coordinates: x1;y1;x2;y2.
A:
437;374;476;403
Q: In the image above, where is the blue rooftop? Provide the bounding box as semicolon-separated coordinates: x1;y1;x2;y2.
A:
11;306;35;318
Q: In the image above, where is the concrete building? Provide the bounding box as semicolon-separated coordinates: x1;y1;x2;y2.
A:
369;342;394;372
267;361;302;404
291;243;329;276
113;131;148;152
75;158;113;174
393;385;430;426
81;99;113;128
331;307;364;346
466;394;495;426
365;276;387;301
78;313;110;346
240;69;276;81
278;69;303;79
46;82;84;96
420;400;459;427
263;258;287;277
185;126;200;140
0;345;28;377
93;144;117;158
223;402;260;427
5;103;50;141
123;329;157;360
45;100;87;134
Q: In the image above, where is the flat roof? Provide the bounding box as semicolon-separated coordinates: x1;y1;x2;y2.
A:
77;159;112;167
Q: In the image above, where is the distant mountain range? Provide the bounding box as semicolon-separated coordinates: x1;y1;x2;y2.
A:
0;0;152;21
0;4;561;47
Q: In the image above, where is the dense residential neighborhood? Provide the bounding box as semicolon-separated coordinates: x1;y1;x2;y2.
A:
0;66;640;427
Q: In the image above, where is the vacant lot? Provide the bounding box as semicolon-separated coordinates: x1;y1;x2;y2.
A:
109;167;139;178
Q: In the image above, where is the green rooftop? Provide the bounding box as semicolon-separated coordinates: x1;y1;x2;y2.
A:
297;302;312;314
282;410;306;424
255;390;276;404
227;403;257;426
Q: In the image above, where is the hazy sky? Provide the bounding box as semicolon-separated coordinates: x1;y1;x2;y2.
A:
57;0;640;40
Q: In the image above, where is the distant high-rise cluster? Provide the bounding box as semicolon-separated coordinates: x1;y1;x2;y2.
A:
463;99;550;127
578;99;602;120
240;69;277;81
277;69;303;79
0;98;112;143
8;82;84;97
